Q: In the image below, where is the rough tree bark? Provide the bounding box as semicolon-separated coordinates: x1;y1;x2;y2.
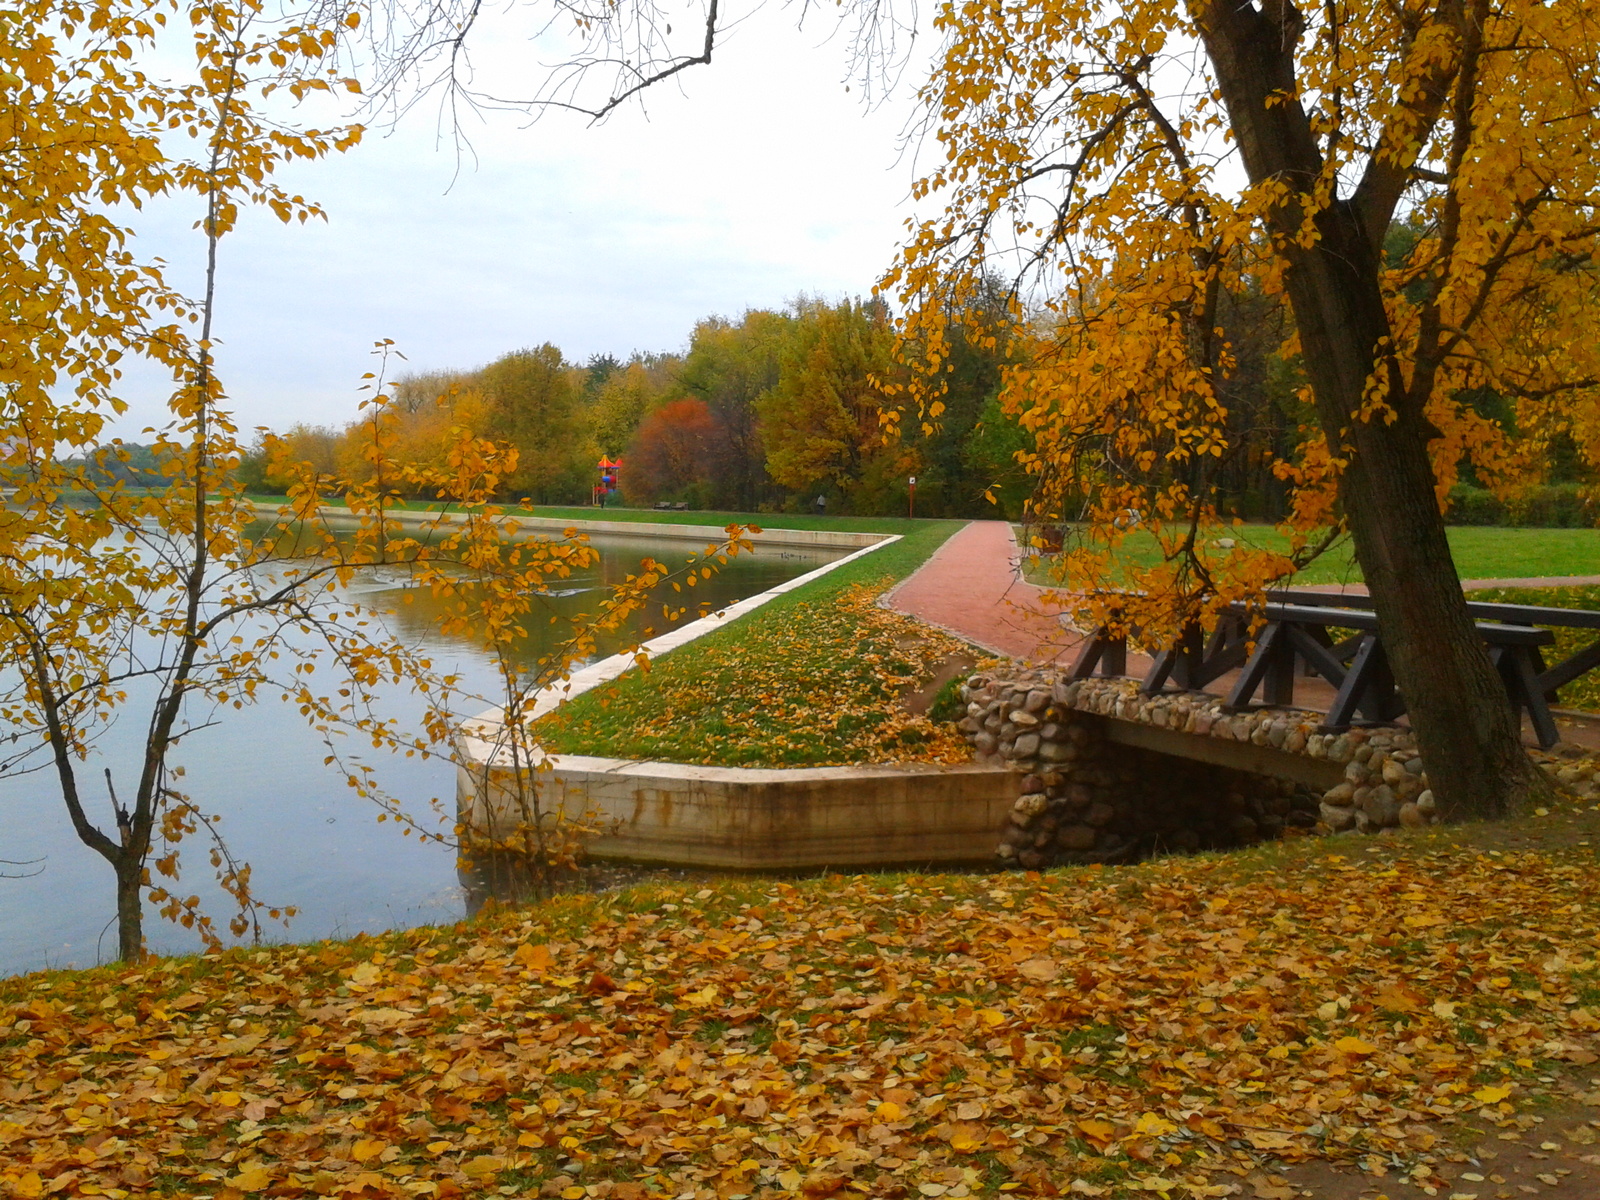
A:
1195;0;1548;819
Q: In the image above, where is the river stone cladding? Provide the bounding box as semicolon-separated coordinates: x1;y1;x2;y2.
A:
958;669;1447;868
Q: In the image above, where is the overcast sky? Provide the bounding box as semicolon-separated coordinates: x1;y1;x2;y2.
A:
114;5;938;438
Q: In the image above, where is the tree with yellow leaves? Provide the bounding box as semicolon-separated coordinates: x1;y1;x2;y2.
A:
882;0;1600;820
0;0;746;960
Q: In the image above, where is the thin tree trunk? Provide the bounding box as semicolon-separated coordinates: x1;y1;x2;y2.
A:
115;858;144;962
1197;0;1549;820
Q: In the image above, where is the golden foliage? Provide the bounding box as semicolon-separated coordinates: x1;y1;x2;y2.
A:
0;1;754;956
884;0;1600;646
5;838;1600;1196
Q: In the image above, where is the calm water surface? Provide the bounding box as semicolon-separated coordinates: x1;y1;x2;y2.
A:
0;531;842;976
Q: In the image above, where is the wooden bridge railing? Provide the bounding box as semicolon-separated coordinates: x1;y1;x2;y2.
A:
1068;588;1599;748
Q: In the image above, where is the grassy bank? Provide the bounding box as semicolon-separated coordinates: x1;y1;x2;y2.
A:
1023;523;1600;587
7;803;1600;1199
533;520;978;766
244;494;931;537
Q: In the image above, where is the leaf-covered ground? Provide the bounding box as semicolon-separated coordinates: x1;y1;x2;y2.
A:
6;810;1600;1200
533;576;978;767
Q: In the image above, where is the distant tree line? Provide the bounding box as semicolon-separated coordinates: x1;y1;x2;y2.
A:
233;291;1032;518
218;272;1593;523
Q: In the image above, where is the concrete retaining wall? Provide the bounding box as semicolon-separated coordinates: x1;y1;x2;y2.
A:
459;755;1021;870
248;501;887;549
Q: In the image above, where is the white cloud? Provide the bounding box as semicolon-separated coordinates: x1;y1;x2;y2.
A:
113;5;938;437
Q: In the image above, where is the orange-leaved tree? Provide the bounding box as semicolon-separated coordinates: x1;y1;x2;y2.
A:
883;0;1600;820
624;397;724;504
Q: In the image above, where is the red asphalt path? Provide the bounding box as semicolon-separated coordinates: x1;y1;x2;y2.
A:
885;520;1078;662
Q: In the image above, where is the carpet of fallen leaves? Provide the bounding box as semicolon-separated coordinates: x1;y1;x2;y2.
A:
532;580;976;767
5;834;1600;1200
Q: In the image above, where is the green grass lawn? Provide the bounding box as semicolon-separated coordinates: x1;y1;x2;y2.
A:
244;493;928;537
533;520;979;766
1023;523;1600;586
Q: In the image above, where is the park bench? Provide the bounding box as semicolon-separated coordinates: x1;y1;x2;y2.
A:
1068;589;1593;747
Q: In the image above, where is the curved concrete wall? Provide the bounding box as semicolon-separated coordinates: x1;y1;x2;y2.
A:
458;754;1020;870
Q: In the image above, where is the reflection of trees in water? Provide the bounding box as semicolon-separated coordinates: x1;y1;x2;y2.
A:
254;521;842;672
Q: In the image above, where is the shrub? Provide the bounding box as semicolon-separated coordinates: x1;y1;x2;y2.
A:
1447;483;1594;528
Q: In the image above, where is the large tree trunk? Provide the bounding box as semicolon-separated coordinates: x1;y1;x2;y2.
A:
1197;0;1548;820
1281;216;1545;819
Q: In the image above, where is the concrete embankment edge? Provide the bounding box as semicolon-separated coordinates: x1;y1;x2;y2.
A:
460;754;1020;870
246;501;886;549
455;522;1022;870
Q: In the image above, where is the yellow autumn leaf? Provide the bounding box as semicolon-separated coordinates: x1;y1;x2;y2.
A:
1473;1085;1513;1105
226;1162;272;1192
1133;1111;1176;1137
1078;1118;1117;1147
1333;1037;1377;1056
351;1137;387;1163
461;1155;506;1178
1376;984;1424;1013
947;1122;985;1152
514;942;553;970
1404;913;1449;929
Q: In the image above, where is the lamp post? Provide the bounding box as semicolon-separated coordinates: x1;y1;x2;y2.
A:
908;475;916;519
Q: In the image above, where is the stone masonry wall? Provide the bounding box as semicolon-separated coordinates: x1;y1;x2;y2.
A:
958;669;1447;868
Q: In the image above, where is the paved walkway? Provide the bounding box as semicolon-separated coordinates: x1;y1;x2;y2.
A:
885;521;1074;660
888;520;1600;750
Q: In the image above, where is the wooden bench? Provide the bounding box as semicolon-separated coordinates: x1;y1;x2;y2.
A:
1270;589;1600;704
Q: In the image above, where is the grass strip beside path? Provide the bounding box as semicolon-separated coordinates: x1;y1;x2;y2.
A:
8;804;1600;1199
1023;524;1600;588
532;520;979;766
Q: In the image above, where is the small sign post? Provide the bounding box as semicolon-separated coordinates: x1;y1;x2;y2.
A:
908;475;917;519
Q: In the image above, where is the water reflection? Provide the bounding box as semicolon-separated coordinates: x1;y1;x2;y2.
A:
0;529;843;976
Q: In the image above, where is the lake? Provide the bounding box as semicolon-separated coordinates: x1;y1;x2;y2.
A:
0;528;845;976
